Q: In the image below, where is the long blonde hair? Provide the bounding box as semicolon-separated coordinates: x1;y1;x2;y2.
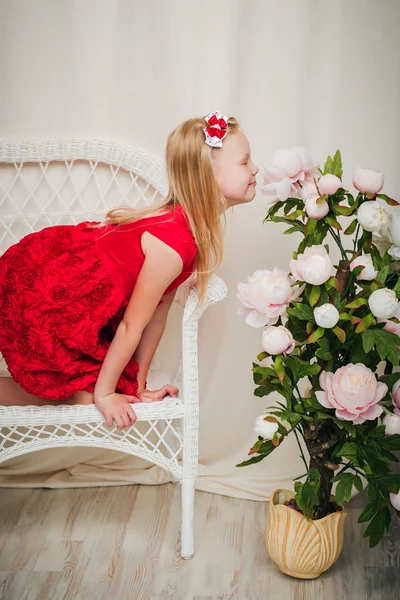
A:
101;115;240;302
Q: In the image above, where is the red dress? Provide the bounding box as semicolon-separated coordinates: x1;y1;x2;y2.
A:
0;204;197;400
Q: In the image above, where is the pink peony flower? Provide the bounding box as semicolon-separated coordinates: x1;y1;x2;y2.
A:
237;268;304;328
290;245;334;286
392;380;400;415
353;167;384;195
300;181;329;219
315;364;387;424
318;174;342;195
261;147;319;205
261;326;295;355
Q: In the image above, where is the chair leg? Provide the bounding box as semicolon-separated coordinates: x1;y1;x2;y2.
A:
181;478;195;559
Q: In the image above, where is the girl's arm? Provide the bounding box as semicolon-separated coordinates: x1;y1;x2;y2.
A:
133;290;177;392
94;233;183;428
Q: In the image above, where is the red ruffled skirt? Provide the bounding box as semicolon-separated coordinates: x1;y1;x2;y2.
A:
0;222;139;400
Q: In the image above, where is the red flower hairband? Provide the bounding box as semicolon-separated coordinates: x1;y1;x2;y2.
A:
203;111;229;148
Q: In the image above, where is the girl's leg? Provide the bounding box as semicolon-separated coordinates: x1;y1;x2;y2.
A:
0;377;94;406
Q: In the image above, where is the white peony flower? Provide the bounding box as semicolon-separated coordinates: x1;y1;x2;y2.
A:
305;196;330;219
353;167;384;195
388;214;400;246
290;245;334;286
388;246;400;260
254;415;279;440
349;255;378;281
318;174;342;195
261;326;295;355
261;147;319;205
262;177;293;205
383;413;400;436
392;380;400;415
368;288;399;319
314;304;340;329
237;268;303;328
357;201;390;233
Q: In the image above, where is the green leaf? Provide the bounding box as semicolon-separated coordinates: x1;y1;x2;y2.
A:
274;355;285;382
307;327;325;343
315;338;332;361
309;285;321;307
376;193;400;207
335;204;354;217
362;328;400;366
287;302;314;321
257;351;268;361
326;276;339;289
236;454;267;467
358;502;377;524
346;297;368;309
332;473;359;505
284;199;299;214
332;326;346;343
363;507;391;548
237;440;276;467
376;266;390;284
332;442;359;464
325;215;342;230
323;150;343;178
355;313;375;333
294;469;321;518
305;218;318;235
392;278;400;298
344;218;358;235
254;383;278;398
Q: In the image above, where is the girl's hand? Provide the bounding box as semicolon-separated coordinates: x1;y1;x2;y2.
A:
95;392;138;429
136;384;179;403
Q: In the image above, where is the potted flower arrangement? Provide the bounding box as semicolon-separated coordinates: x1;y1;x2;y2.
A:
237;147;400;579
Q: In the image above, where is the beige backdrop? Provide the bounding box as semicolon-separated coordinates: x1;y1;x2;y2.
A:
0;0;399;499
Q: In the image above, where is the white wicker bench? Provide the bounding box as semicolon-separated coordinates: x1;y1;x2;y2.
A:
0;139;227;559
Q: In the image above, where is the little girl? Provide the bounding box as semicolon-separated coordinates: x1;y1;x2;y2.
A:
0;112;258;429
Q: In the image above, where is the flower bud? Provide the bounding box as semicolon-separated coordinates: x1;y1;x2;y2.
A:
383;413;400;436
318;174;342;195
261;326;295;355
353;167;384;195
254;416;279;440
314;304;340;328
368;288;399;319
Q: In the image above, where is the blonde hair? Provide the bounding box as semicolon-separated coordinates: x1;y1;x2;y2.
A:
100;115;240;302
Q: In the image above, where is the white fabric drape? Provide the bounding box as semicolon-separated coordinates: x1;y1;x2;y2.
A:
0;0;399;499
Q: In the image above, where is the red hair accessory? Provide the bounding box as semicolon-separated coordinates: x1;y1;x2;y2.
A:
203;111;228;148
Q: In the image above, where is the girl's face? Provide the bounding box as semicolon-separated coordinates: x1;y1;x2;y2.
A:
212;130;259;208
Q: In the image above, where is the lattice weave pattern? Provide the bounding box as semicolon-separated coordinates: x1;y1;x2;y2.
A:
0;139;227;558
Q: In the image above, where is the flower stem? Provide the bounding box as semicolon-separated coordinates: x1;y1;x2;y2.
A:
293;428;309;471
329;227;348;261
293;472;308;481
337;462;365;478
294;383;307;417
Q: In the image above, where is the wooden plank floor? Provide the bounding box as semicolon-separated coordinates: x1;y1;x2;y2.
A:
0;483;399;600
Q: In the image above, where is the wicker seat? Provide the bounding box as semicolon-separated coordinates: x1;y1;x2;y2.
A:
0;139;227;559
